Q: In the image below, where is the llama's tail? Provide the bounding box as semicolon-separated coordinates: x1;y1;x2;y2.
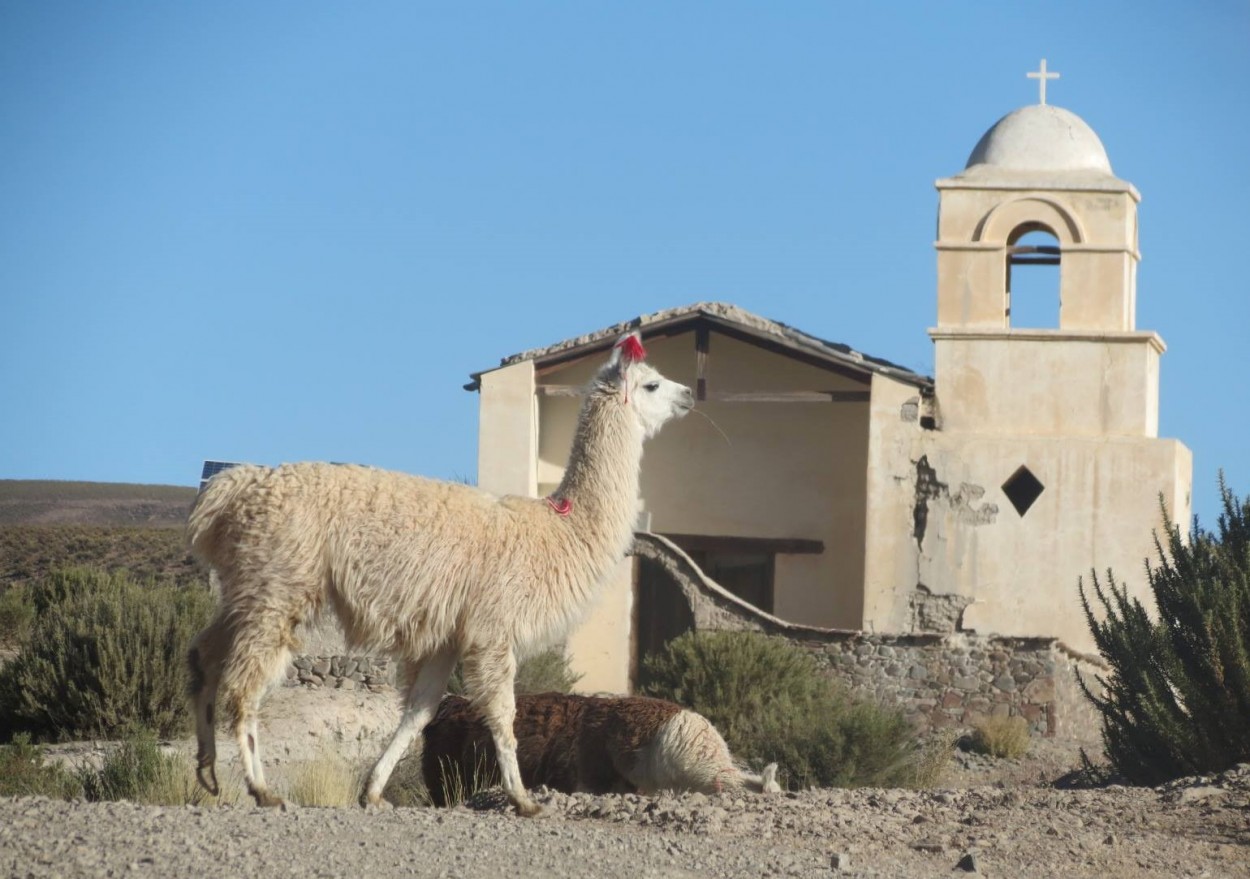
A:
741;761;782;794
186;464;263;566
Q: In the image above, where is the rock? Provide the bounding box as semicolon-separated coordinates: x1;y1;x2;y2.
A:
1176;785;1223;804
955;852;979;872
830;852;849;871
311;659;331;677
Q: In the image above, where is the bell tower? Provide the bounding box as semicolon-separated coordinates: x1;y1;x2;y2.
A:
896;62;1193;654
931;62;1161;439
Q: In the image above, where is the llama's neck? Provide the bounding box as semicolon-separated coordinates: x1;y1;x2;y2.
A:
555;392;644;542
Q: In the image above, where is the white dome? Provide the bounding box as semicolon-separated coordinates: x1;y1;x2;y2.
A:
965;104;1112;174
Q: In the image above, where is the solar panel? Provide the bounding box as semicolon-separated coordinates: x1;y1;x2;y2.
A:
199;460;243;492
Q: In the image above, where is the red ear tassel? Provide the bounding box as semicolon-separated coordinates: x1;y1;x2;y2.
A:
615;334;647;363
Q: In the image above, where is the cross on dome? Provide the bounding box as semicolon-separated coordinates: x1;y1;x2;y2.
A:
1027;59;1060;105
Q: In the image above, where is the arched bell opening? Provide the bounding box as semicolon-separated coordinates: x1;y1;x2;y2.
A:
1005;225;1061;329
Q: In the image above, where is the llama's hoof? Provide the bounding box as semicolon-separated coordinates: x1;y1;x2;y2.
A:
514;800;546;818
195;763;219;797
249;787;288;809
363;797;394;812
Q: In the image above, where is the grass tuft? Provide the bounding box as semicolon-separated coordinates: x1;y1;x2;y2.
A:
282;750;367;808
968;715;1031;760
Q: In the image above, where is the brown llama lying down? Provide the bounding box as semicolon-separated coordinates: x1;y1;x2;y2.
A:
420;692;781;804
185;332;693;816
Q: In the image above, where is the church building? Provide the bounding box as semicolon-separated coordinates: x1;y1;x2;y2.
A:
468;68;1192;695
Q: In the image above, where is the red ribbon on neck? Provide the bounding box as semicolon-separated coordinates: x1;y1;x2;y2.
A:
545;495;572;517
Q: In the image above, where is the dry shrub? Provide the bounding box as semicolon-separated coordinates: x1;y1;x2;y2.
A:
908;731;957;786
969;715;1031;759
429;746;500;807
282;750;367;808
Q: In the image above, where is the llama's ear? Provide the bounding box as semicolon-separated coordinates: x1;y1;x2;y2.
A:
607;331;647;372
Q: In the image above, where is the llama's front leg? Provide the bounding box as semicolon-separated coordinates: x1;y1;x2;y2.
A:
462;646;541;817
362;649;456;807
234;705;285;808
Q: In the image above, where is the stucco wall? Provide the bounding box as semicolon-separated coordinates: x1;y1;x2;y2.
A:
862;415;1192;654
564;558;634;694
931;331;1163;437
477;359;537;498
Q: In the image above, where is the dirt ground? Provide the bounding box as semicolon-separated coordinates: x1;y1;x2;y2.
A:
7;687;1249;879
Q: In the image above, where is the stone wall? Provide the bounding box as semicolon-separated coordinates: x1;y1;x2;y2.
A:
803;633;1103;737
634;533;1106;738
285;654;396;692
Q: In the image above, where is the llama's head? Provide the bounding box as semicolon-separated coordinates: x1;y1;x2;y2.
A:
597;332;694;439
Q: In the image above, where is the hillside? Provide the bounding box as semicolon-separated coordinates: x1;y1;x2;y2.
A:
0;480;197;528
0;481;201;588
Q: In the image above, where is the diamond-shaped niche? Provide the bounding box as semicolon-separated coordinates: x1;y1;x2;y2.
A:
1002;465;1044;517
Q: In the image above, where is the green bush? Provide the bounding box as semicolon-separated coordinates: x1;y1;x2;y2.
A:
513;649;583;695
0;567;213;741
0;733;84;798
79;734;167;802
0;583;35;645
641;630;943;789
1080;477;1250;784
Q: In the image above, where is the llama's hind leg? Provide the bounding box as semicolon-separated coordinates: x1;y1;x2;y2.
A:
362;649;456;807
219;620;293;808
462;645;541;817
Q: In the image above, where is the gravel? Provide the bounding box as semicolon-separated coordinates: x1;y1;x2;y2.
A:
3;763;1248;879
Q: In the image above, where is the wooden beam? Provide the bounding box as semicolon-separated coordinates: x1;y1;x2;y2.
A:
661;533;825;555
695;324;709;402
536;386;870;403
704;390;870;403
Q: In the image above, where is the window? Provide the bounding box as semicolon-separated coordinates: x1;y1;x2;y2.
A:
1002;465;1045;517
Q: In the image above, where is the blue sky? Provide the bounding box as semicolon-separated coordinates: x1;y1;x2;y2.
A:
2;2;1247;528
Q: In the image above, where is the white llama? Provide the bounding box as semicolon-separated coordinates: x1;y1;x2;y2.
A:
186;332;693;815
